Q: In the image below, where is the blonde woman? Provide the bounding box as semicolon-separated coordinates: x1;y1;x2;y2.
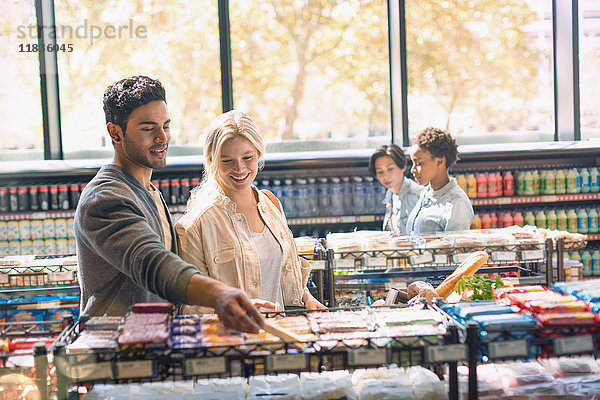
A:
175;110;325;312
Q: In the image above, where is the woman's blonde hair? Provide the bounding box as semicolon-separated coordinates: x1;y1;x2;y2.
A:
187;110;265;211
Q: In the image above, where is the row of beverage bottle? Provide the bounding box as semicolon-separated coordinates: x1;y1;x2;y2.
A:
472;207;600;234
256;176;387;218
455;167;600;199
568;247;600;277
0;218;76;256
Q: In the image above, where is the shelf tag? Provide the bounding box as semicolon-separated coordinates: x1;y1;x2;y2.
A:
311;260;326;270
0;274;8;284
488;340;528;358
266;353;307;372
492;251;517;262
68;362;112;381
47;271;75;282
115;360;153;379
521;250;544;261
426;344;467;362
335;259;355;269
347;348;387;366
410;253;434;265
340;216;356;223
184;356;226;376
364;257;387;267
358;215;375;222
452;254;470;264
434;255;448;264
554;335;594;355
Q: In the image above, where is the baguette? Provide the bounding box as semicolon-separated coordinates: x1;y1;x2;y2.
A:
435;251;489;298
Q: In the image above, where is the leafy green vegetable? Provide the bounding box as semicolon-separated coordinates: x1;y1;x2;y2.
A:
455;275;504;301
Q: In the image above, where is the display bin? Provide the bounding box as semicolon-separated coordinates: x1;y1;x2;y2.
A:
51;305;466;400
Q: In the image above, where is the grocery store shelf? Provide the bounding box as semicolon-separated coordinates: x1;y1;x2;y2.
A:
288;214;384;226
471;192;600;207
0;211;75;221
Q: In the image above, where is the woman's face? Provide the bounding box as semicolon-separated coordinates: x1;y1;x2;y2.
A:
410;146;444;186
216;135;260;196
374;155;406;193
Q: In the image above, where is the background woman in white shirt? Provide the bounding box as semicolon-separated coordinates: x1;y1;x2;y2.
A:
406;127;474;234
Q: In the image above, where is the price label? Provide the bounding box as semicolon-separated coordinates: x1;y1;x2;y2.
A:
488;340;528;359
347;348;387;366
184;357;227;376
554;335;594;355
68;362;112;381
115;360;153;379
266;353;307;372
364;257;387;267
358;215;375;222
492;251;517;262
521;250;544;261
434;255;448;264
410;253;434;265
340;216;356;223
47;271;75;282
335;259;356;269
0;274;8;284
497;197;512;205
310;260;326;270
452;254;470;264
426;344;467;362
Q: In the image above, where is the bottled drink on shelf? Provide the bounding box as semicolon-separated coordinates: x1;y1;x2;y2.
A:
566;209;578;233
555;169;566;195
466;173;477;198
566;169;579;194
341;177;353;216
588;207;599;234
524;210;536;226
590;167;600;193
531;169;541;195
524;170;534;196
351;176;365;215
557;209;568;231
271;179;283;202
543;170;556;195
316;177;330;217
503;170;514;197
487;172;497;197
456;174;467;193
329;177;344;216
489;212;498;229
480;213;492;229
592;250;600;276
581;168;591;193
582;250;593;277
546;209;557;230
306;178;318;217
577;208;589;234
500;212;513;228
471;214;482;229
282;179;296;218
476;173;488;198
569;250;582;263
513;211;524;227
363;176;377;214
295;178;308;217
535;210;547;229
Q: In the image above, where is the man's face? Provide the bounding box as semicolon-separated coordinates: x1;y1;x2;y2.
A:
121;100;170;170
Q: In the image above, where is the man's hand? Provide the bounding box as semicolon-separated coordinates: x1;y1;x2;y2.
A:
251;298;283;312
213;286;265;333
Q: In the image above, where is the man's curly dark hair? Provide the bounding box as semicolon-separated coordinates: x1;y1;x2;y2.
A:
414;127;459;167
103;75;166;134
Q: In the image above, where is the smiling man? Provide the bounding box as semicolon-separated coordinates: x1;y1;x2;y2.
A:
74;76;264;333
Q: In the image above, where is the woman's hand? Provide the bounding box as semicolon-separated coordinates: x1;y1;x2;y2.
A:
251;298;283;312
302;290;327;310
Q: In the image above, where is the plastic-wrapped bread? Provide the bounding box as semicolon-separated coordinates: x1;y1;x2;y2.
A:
435;251;489;298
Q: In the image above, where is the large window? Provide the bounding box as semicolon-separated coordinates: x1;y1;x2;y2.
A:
405;0;554;145
229;0;392;152
0;1;44;160
580;0;600;140
54;0;221;158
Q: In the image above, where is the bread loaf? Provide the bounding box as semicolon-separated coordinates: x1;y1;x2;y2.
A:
435;251;489;298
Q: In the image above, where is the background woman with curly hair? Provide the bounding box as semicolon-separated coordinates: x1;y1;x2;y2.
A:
406;127;474;234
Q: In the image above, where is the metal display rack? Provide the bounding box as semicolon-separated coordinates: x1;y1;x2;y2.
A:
50;305;466;400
